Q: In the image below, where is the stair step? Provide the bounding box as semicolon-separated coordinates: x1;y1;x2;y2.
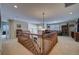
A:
21;41;35;48
21;39;32;43
23;41;33;45
20;39;31;42
25;44;34;48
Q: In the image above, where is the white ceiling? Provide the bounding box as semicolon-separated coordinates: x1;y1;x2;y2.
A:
1;3;79;23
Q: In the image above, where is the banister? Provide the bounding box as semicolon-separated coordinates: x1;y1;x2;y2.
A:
17;30;58;55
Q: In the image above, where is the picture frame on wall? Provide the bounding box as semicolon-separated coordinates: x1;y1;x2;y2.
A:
17;24;21;28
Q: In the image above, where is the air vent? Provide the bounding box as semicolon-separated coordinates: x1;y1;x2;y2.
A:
65;3;75;7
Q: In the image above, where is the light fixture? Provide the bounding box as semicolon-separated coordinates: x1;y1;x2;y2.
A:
14;5;18;8
69;12;72;14
42;12;45;28
41;11;46;31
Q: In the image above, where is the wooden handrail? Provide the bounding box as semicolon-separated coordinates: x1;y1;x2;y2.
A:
23;32;42;36
17;30;58;55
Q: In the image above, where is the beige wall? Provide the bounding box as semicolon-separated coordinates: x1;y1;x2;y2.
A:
8;19;28;39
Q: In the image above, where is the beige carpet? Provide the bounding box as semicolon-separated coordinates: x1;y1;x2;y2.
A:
1;36;79;55
2;39;33;55
49;36;79;55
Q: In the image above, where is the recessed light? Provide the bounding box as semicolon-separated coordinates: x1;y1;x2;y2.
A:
14;5;18;8
69;12;72;14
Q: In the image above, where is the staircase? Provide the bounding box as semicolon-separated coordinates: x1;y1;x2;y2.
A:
18;35;40;55
16;30;58;55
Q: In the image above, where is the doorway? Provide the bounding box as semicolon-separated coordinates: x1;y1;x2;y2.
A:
1;22;9;40
61;24;69;36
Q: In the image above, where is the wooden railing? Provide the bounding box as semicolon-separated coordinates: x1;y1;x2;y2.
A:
16;30;58;55
42;32;58;54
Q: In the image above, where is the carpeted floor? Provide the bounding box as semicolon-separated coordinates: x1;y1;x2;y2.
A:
49;36;79;55
1;36;79;55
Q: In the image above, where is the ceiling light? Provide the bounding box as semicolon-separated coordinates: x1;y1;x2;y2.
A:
69;12;72;14
14;5;18;8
